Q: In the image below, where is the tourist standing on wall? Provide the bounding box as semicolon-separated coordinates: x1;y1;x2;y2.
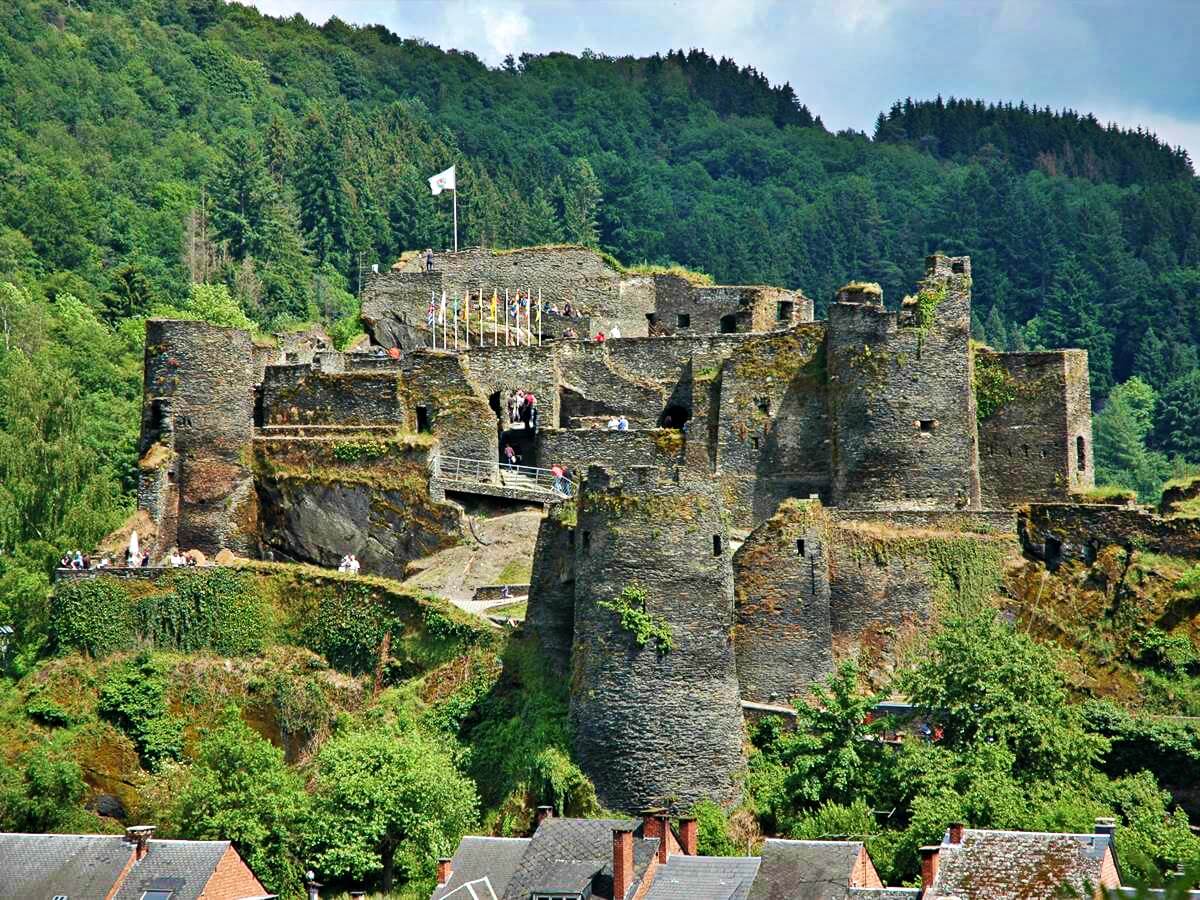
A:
425;248;434;272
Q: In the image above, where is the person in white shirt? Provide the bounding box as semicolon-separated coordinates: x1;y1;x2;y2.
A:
607;416;619;430
349;555;361;575
610;324;621;339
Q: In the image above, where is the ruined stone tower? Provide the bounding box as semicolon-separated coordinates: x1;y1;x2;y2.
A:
827;255;981;510
569;465;746;812
139;319;258;555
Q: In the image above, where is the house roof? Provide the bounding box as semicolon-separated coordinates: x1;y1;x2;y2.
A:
499;817;658;900
0;833;132;900
746;839;866;900
929;829;1114;899
111;839;235;900
642;854;761;900
431;836;530;900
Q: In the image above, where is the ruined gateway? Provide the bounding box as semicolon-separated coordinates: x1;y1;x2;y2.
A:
136;246;1095;812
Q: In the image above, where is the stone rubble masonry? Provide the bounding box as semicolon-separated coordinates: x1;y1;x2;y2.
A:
978;349;1094;506
733;499;833;704
1019;502;1200;567
525;514;577;673
828;256;981;511
366;246;809;345
140;319;257;556
569;465;746;813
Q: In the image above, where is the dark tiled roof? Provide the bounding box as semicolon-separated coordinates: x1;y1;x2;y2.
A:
746;839;864;900
0;833;131;900
112;839;233;900
930;829;1114;899
500;817;657;900
642;854;761;900
431;836;530;900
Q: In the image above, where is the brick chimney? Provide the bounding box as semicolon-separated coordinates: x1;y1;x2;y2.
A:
125;825;155;861
919;845;940;894
948;822;964;845
536;805;554;827
641;808;664;841
613;828;634;900
1095;817;1116;836
436;857;452;885
679;817;698;856
656;814;671;863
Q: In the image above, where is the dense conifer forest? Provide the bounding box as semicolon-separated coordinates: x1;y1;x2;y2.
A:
4;1;1200;895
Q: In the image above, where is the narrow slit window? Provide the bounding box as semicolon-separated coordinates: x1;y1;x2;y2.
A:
582;531;591;552
712;534;722;556
1077;435;1086;471
751;436;760;449
416;405;431;433
797;539;806;557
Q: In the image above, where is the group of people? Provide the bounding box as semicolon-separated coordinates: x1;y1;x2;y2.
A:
506;389;539;432
60;548;152;570
338;554;361;575
167;549;198;567
606;415;630;431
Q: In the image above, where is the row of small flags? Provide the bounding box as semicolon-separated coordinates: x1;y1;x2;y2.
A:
427;287;542;349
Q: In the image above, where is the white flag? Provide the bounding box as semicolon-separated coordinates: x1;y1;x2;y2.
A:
429;165;456;195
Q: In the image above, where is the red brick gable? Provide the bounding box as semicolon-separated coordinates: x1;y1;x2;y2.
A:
199;845;268;899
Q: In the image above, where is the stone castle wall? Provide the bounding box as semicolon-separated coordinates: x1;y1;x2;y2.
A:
536;428;687;479
525;514;577;673
141;319;258;556
977;351;1091;505
570;466;746;812
733;500;834;703
261;365;407;427
827;257;981;510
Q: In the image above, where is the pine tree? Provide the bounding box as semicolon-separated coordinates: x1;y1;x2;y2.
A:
561;158;602;248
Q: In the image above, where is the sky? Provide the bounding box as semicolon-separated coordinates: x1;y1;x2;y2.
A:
245;0;1200;164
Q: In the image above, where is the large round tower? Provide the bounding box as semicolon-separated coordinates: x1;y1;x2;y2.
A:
569;464;746;812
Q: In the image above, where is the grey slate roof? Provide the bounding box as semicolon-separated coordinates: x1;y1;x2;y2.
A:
112;839;234;900
431;836;531;900
642;854;761;900
0;833;132;900
746;839;866;900
499;817;657;900
929;829;1114;899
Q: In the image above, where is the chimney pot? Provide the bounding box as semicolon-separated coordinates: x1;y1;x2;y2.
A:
919;845;940;893
679;817;698;856
656;814;671;863
1095;817;1117;836
948;822;964;844
613;829;634;900
536;805;554;827
436;857;453;885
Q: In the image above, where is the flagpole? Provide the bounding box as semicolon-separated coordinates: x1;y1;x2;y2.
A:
454;297;459;350
452;189;458;253
538;288;543;346
505;289;510;346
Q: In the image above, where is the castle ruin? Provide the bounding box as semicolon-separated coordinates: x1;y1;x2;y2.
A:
137;245;1093;812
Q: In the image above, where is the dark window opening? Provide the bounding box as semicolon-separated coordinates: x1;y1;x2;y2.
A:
1083;541;1098;565
253;386;264;428
797;539;806;557
488;390;502;420
568;529;575;546
951;261;965;274
756;398;771;414
582;531;591;552
676;313;690;329
1040;447;1048;459
646;312;657;325
719;313;737;334
1077;435;1087;471
166;470;177;485
416;405;431;433
176;415;193;428
660;404;692;430
776;300;794;322
751;436;760;449
712;534;722;556
919;419;934;432
1044;535;1063;571
1022;444;1030;458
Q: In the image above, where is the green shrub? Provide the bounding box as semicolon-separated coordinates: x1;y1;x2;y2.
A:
597;582;673;652
49;578;134;656
97;655;183;771
136;569;270;655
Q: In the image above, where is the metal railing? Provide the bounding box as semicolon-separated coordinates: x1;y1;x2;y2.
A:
433;454;577;498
